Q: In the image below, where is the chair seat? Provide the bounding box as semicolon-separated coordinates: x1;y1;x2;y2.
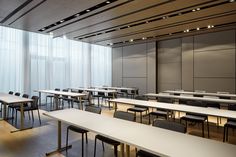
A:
127;107;147;112
136;150;160;157
225;121;236;128
149;110;168;116
95;135;120;146
181;115;206;122
68;125;88;133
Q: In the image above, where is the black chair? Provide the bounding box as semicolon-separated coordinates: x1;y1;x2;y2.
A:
180;100;209;138
94;111;135;157
127;88;139;99
72;91;91;109
148;97;173;124
205;101;221;125
127;96;149;123
136;120;186;157
92;92;105;106
60;89;73;109
117;89;128;98
103;92;116;109
46;88;60;110
15;96;41;125
223;104;236;142
66;106;102;157
7;92;21;118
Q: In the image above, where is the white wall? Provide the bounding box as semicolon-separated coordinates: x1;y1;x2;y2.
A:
112;42;156;94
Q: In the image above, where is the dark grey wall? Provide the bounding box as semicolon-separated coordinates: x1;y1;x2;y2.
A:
158;29;236;93
112;42;156;94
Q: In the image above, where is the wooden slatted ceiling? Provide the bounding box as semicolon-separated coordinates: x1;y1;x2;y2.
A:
0;0;236;47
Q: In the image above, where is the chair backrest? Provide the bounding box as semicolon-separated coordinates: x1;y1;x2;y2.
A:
8;91;14;95
186;100;206;108
121;89;128;93
22;94;29;98
158;97;173;103
113;111;135;122
205;102;220;109
98;92;105;96
15;92;20;96
134;95;148;101
71;89;78;93
228;104;236;111
153;120;186;133
62;89;69;92
31;96;39;109
55;88;60;91
85;106;101;114
78;90;84;93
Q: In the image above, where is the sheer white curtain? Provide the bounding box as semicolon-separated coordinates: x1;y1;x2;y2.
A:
0;25;112;96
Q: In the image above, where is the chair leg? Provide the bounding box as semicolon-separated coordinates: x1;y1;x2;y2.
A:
32;110;34;123
11;108;14;124
140;112;142;123
102;141;105;151
226;126;229;142
15;110;18;125
207;119;210;138
114;145;118;157
223;126;226;142
37;109;41;125
94;137;97;157
148;114;151;124
66;128;69;153
202;122;205;138
28;111;31;120
82;133;84;157
85;132;88;143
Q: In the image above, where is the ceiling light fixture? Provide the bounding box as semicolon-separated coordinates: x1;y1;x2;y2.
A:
229;0;235;2
197;8;200;11
63;35;67;39
196;27;200;30
142;37;147;40
60;20;64;23
86;9;90;12
192;9;196;12
106;1;110;3
186;29;189;32
130;39;134;42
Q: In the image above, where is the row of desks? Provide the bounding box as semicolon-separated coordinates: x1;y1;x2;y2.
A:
145;93;236;104
163;90;236;99
44;108;236;157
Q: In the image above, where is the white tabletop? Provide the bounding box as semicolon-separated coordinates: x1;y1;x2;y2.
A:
71;88;117;93
109;98;236;119
164;90;236;98
0;93;32;104
145;93;236;104
96;86;137;91
36;90;86;97
44;109;236;157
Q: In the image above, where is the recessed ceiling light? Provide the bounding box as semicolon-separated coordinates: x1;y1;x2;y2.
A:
106;1;110;3
211;25;214;28
229;0;235;2
142;37;147;40
110;43;113;45
63;35;67;39
197;27;200;30
162;16;166;19
42;28;45;31
184;30;186;33
75;14;80;17
146;21;149;23
207;25;211;28
127;26;130;28
86;9;90;12
186;29;189;32
197;8;200;11
60;20;64;23
192;9;196;12
130;39;134;42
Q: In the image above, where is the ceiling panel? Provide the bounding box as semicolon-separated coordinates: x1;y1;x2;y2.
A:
0;0;236;47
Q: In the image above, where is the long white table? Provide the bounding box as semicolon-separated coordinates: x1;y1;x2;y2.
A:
44;108;236;157
0;92;33;132
35;90;86;110
144;93;236;105
109;98;236;119
163;90;236;99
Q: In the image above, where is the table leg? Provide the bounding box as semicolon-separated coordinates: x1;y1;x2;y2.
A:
80;97;83;110
54;95;59;110
39;92;42;106
46;120;72;156
126;145;130;157
120;143;125;157
115;102;118;111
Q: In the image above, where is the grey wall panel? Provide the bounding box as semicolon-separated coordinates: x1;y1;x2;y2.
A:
182;36;194;91
194;78;235;93
112;47;123;86
123;77;147;95
123;43;147;77
194;30;235;51
147;42;156;93
194;49;235;77
158;38;181;92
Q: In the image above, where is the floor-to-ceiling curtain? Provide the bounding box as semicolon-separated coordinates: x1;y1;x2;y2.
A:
0;25;112;97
